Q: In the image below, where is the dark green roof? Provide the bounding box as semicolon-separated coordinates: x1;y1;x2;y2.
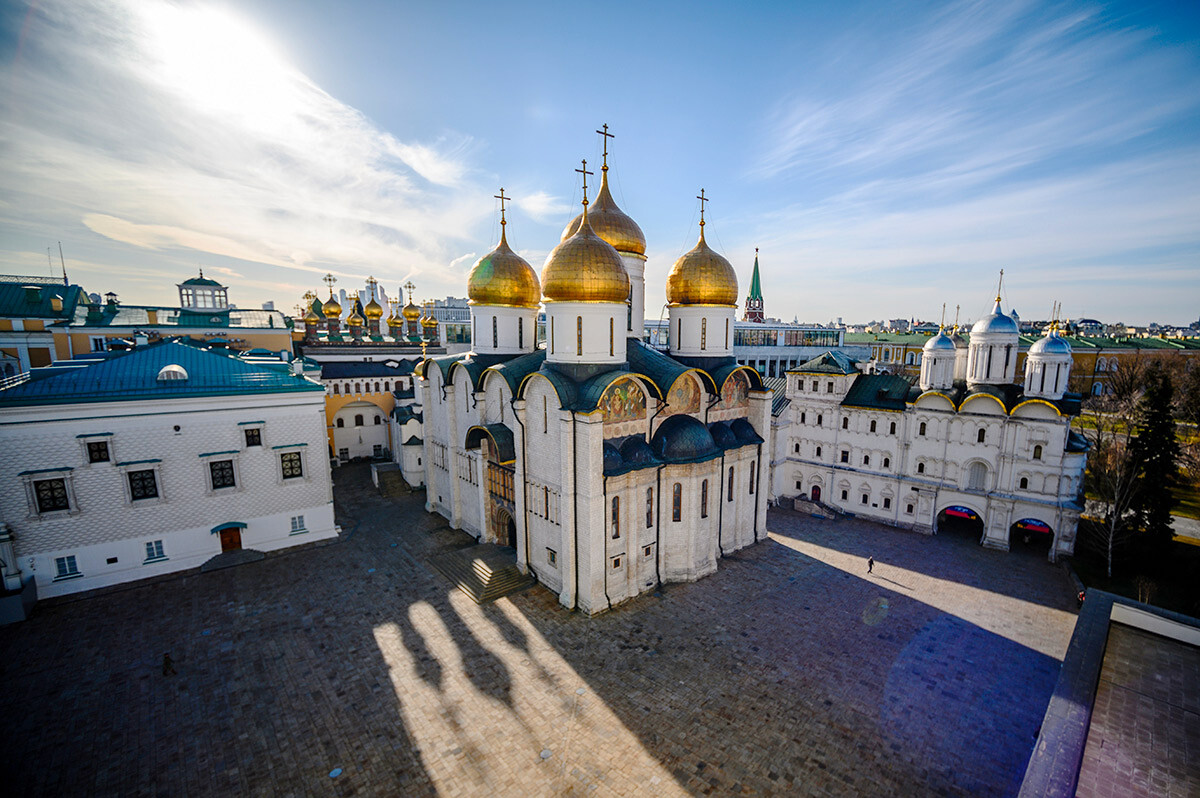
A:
73;304;287;330
402;435;423;446
485;349;547;395
465;423;515;464
0;279;82;320
0;339;324;407
841;374;912;410
1066;430;1090;453
628;339;714;396
179;273;224;287
792;351;859;375
392;405;423;423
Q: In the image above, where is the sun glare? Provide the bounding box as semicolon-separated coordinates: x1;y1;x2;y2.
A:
137;2;300;132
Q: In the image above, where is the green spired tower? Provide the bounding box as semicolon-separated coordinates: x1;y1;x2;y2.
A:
744;247;764;322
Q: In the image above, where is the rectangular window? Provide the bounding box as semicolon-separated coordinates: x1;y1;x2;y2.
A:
54;555;80;579
338;448;349;461
701;479;709;518
244;428;262;447
827;381;834;393
209;459;236;489
280;451;303;479
883;497;891;509
87;441;110;463
643;545;653;557
547;548;557;566
577;316;583;356
611;556;622;569
610;317;614;356
290;515;305;532
906;504;914;514
128;469;158;500
840;450;849;463
492;315;498;348
144;540;166;561
34;478;70;513
373;444;383;457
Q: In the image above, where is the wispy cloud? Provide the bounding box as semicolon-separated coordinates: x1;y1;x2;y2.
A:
0;0;487;298
515;191;572;224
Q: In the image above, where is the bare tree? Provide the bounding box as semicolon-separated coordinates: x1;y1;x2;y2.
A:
1081;395;1142;577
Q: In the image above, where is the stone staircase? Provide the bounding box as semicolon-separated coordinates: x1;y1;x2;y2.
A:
426;543;537;604
200;549;266;573
377;469;411;499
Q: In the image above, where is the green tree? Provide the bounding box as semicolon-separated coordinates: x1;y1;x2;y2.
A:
1128;362;1180;555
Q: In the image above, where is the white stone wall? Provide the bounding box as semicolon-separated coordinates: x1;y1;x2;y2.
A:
668;305;736;358
544;302;627;365
469;305;538;355
0;393;336;597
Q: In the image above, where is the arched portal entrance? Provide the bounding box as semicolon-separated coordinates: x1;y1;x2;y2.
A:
811;485;822;502
496;510;516;549
212;522;246;552
1010;518;1054;556
936;505;984;543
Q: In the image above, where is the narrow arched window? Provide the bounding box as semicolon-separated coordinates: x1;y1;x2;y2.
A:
701;480;709;518
577;316;583;356
610;317;614;356
354;414;363;427
977;428;986;443
551;317;555;353
701;317;707;351
800;412;806;424
870;420;877;433
749;466;756;495
384;381;390;392
817;414;822;427
842;417;849;430
333;384;340;395
518;316;524;349
919;421;927;436
1033;444;1043;460
816;446;822;458
725;318;730;349
728;466;735;501
336;418;344;428
863;454;870;466
611;496;620;539
672;483;682;522
355;382;361;394
890;421;896;435
968;462;988;490
374;416;381;425
646;487;653;527
1020;477;1029;489
883;457;890;469
917;462;925;474
492;315;498;348
375;381;380;393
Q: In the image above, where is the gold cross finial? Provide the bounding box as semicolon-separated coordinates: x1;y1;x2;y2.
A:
697;188;708;228
596;124;614;171
403;280;416;303
322;273;337;296
940;302;946;329
576;159;593;207
996;268;1004;302
365;276;378;300
494;187;510;227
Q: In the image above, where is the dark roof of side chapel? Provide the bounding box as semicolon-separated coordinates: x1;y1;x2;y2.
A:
651;414;722;464
730;417;765;445
791;351;858;375
841;374;913;411
708;421;739;449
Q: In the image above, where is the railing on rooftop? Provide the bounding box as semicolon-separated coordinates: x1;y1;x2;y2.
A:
0;274;68;284
0;371;32;391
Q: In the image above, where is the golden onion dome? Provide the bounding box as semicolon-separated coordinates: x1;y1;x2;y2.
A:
321;295;342;318
387;307;403;328
542;208;630;303
347;308;365;326
303;307;320;324
421;313;438;329
665;225;739;306
364;297;384;319
467;227;541;308
402;301;421;321
560;169;646;256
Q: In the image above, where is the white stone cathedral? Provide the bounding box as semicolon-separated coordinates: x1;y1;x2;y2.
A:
774;294;1089;560
418;152;771;614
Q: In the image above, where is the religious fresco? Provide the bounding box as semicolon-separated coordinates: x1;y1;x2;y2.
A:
720;370;749;408
600;378;647;424
667;374;701;414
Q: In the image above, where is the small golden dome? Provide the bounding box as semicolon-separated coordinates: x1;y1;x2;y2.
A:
560;169;646;256
468;227;541;308
303;307;320;324
322;295;342;318
542;210;630;303
364;297;384;319
387;307;403;328
666;226;738;306
347;309;365;326
421;313;438;329
402;301;421;321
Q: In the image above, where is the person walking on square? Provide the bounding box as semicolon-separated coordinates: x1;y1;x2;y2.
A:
867;556;874;574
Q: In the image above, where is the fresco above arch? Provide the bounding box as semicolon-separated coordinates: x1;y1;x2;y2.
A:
599;378;647;424
667;374;702;414
719;369;750;408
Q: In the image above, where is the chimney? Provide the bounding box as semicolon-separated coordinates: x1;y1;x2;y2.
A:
291;360;304;376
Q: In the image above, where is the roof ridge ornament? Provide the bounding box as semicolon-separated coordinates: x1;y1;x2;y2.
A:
696;188;708;242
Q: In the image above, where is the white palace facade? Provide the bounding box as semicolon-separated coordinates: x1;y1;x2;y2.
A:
772;298;1089;560
418;154;771;615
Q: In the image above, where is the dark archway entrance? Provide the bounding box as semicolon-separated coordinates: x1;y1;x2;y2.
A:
811;485;822;502
494;509;516;549
217;526;243;552
936;506;984;543
1010;518;1054;556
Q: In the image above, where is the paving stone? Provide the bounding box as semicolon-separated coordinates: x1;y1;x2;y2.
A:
0;463;1078;796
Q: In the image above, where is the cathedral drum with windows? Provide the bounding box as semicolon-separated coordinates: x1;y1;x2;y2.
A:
775;297;1089;561
418;148;772;614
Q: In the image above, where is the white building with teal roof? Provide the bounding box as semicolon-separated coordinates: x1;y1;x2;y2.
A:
0;339;337;607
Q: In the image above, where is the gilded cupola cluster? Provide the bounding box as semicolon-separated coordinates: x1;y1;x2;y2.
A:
560;167;646;257
541;160;631;304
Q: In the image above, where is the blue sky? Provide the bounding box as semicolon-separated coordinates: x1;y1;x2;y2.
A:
1;0;1197;325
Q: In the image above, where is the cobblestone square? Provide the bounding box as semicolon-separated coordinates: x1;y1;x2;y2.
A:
0;464;1078;796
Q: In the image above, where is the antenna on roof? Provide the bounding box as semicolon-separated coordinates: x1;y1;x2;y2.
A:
58;242;68;286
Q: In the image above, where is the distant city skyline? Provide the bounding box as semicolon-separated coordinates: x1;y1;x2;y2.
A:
1;0;1198;325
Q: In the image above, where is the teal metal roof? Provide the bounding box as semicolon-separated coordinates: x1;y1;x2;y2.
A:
180;275;224;287
72;304;287;330
392;405;423;423
651;414;722;464
841;374;912;410
485;349;546;395
402;435;423;446
793;351;859;375
0;339;324;407
465;423;516;464
627;339;713;397
0;279;83;320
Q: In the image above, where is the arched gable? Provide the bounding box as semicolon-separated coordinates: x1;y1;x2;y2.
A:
665;371;704;414
517;370;579;410
959;393;1007;415
913;392;956;411
1011;399;1062;419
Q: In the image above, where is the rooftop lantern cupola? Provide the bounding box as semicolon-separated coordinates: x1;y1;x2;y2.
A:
1024;303;1073;400
401;280;422;340
466;188;541;355
321;273;342;339
541;158;631;376
665;189;739;365
559;124;645;338
919;305;956;392
363;276;385;338
966;271;1020;388
178;269;229;311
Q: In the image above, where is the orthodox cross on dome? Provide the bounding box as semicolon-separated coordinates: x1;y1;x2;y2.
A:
995;268;1004;302
696;188;709;229
576;159;593;207
366;275;378;301
940;302;946;329
403;280;416;303
494;187;510;227
596;123;614;171
322;273;337;296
